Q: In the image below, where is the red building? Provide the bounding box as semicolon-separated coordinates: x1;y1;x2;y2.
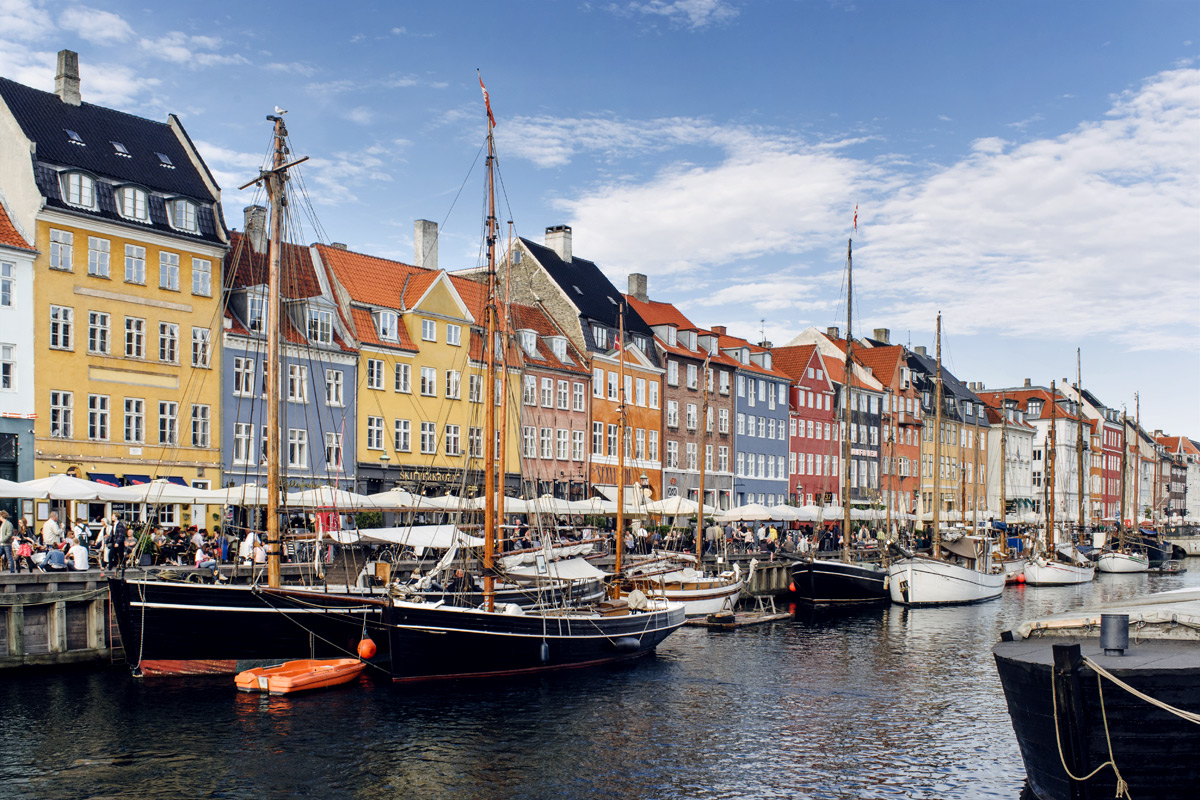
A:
772;344;837;505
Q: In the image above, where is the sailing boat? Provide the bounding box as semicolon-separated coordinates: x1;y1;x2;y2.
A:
376;77;685;682
1097;389;1150;574
887;314;1005;605
1023;380;1095;586
792;238;889;605
993;393;1028;583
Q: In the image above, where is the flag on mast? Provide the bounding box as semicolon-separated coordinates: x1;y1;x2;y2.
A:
853;204;858;233
478;70;496;128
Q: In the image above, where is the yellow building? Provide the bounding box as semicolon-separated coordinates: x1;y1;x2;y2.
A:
0;52;227;522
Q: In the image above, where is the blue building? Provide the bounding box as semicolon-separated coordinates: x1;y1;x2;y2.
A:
221;215;357;493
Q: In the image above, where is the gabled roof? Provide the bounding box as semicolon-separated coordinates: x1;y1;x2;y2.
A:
771;344;818;382
350;305;417;352
623;294;739;367
1156;435;1200;457
0;201;34;252
976;388;1080;423
853;345;906;388
984;405;1036;431
226;231;322;298
316;243;435;311
712;331;790;380
508;302;590;376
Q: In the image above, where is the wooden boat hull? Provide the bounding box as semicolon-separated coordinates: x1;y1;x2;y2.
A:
1001;557;1028;584
1024;559;1095;585
382;600;686;682
994;638;1200;800
628;576;744;617
236;658;366;695
791;559;889;605
1095;552;1150;574
887;557;1004;606
108;578;389;676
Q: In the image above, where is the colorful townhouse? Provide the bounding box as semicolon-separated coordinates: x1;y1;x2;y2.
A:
0;200;37;503
983;401;1036;519
857;331;925;517
1061;383;1124;524
0;52;226;524
221;218;358;493
772;344;837;506
625;275;736;510
1155;435;1200;522
500;226;664;505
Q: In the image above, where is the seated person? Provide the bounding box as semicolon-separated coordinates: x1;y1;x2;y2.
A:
45;545;68;571
195;544;218;572
68;540;89;571
253;543;267;564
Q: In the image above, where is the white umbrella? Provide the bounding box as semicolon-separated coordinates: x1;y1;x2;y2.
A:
767;504;801;522
286;485;375;509
105;478;209;505
14;474;126;501
794;505;824;522
575;496;619;516
0;478;26;499
718;502;775;522
365;487;419;509
643;495;699;516
201;483;273;506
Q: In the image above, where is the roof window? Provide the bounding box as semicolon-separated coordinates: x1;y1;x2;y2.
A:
116;186;149;222
65;129;84;146
111;141;130;157
60;171;95;209
156;152;175;168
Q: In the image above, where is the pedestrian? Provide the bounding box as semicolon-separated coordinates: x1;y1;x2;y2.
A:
41;511;62;548
14;533;36;572
0;510;13;573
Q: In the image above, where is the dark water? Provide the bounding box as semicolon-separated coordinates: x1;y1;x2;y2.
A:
2;568;1197;800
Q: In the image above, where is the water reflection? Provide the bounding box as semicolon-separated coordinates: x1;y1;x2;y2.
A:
0;567;1194;800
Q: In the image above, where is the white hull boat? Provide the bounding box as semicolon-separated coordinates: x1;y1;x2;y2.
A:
1096;551;1150;573
630;567;744;618
1000;557;1028;584
1023;556;1095;585
887;556;1005;606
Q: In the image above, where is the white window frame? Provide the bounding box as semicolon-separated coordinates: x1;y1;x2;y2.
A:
124;244;146;284
87;237;110;278
159;251;180;291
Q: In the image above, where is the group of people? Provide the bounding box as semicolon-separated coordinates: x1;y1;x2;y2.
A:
0;510;93;573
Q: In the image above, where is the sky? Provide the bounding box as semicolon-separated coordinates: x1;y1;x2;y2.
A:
2;0;1198;436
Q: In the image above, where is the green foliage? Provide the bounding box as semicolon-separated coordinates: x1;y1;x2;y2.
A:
356;511;383;529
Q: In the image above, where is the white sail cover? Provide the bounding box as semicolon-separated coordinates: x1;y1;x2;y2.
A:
505;556;609;581
1013;589;1200;641
325;524;484;552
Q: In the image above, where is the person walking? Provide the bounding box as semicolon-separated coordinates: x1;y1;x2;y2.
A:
0;510;14;573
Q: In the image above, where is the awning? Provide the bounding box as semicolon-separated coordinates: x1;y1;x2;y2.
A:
164;476;189;487
88;472;120;487
124;474;151;486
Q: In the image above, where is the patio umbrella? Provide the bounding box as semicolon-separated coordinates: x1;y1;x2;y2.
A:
200;484;273;506
14;474;127;501
365;487;419;509
105;478;211;505
286;485;376;510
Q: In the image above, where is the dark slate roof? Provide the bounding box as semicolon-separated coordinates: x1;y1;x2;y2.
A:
521;237;653;339
905;349;989;428
0;77;224;245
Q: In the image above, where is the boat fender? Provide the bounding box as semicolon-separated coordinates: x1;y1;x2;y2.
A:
882;574;889;592
1017;574;1026;584
611;637;640;653
357;637;377;660
502;603;525;615
539;641;550;664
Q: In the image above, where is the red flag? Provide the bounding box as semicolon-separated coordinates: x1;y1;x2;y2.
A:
853;204;858;232
478;70;495;128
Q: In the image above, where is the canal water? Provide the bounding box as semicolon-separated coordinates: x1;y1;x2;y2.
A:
2;567;1196;800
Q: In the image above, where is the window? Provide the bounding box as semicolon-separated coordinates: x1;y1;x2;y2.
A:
667;400;679;428
375;310;398;341
87;312;110;355
648;430;659;462
288;364;308;403
288;429;308;468
635;378;646;407
124;317;145;358
593;421;604;455
540;427;553;459
445;425;461;456
50;390;72;438
158;401;177;445
737;413;745;436
607;372;618;400
191;327;211;367
446;324;461;346
233;358;256;396
170;199;198;232
367;416;384;450
573;381;585;411
49;305;73;350
190;404;210;447
50;230;73;271
686;403;698;431
522;426;537;459
446;370;461;399
0;262;11;307
666;441;678;469
233;423;253;464
556;429;569;460
572;430;585;461
719;446;729;472
87;394;108;440
523;375;537;406
123;398;144;443
159;252;180;290
325;369;344;405
667;361;679;386
325;432;343;471
117;186;149;221
394;419;411;452
541;377;554;407
649;381;659;409
420;421;437;454
469;427;483;458
686;443;698;471
592;324;608;350
61;172;95;208
421;319;436;341
607;424;618;456
158;322;178;363
307;309;332;344
737;375;745;397
469;373;483;403
719;371;730;394
686;363;698;389
558;380;570;409
394;363;411;393
593;368;604;398
366;359;384;390
635;429;646;460
125;245;145;284
417;366;435;396
87;237;110;277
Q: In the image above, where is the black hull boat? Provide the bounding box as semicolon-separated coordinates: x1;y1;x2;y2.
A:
108;578;389;676
791;557;888;605
993;590;1200;800
382;599;686;682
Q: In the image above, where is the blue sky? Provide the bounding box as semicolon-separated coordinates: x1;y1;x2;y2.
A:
2;0;1198;435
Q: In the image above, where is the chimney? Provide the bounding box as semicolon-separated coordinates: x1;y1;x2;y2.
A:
243;206;268;254
330;242;348;250
914;345;927;356
758;340;773;349
826;326;840;339
711;325;726;336
627;273;649;303
1024;378;1032;388
545;225;572;262
55;50;81;106
414;219;438;270
873;328;890;344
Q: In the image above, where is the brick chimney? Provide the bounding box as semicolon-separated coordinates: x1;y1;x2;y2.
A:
414;219;438;270
1024;378;1032;388
243;206;268;254
826;326;840;339
873;328;890;344
914;345;927;356
55;50;81;106
628;273;648;303
545;225;572;262
711;325;726;336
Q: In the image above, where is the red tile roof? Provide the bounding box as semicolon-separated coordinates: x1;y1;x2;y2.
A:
0;202;34;252
713;332;790;379
771;344;817;382
350;305;417;352
854;345;905;388
316;243;435;311
976;388;1082;422
226;231;322;297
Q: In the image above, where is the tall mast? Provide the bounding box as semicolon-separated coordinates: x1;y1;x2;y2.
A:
1046;381;1057;552
1076;349;1085;534
696;352;711;559
493;221;512;541
999;393;1008;556
842;239;852;563
1119;407;1128;541
482;103;499;612
971;413;979;535
931;313;943;559
1133;392;1141;530
264;116;285;590
614;306;627;580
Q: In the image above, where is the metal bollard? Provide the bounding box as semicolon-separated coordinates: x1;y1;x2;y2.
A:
1100;613;1129;656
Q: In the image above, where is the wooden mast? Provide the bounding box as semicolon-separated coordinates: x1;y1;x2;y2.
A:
842;238;852;563
614;306;627;581
1119;407;1128;543
1133;393;1141;531
999;392;1008;556
931;313;943;559
695;351;711;559
263;116;285;590
1046;381;1057;553
493;221;512;546
482;102;499;612
1075;350;1085;534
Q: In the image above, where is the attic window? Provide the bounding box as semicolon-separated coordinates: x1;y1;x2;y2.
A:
111;141;131;157
169;199;198;232
512;250;522;264
156;152;175;168
519;330;539;357
65;129;84;146
116;186;149;222
60;171;95;209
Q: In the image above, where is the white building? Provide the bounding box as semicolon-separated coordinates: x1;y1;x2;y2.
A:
0;194;37;488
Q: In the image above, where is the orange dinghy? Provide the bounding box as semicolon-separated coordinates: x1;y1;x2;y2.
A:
235;658;366;695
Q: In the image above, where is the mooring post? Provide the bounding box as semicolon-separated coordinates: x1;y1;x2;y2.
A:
1052;643;1092;800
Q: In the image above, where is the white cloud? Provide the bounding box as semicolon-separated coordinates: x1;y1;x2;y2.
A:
139;31;248;68
345;106;373;125
0;0;53;41
611;0;741;30
59;6;134;45
84;60;160;107
265;61;317;77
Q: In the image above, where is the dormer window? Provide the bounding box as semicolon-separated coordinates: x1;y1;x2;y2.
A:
307;308;333;344
665;327;677;347
376;310;399;342
741;348;749;364
550;337;569;362
592;324;609;350
117;186;149;221
60;172;95;208
1027;400;1043;418
169;199;198;232
519;330;538;356
763;353;772;370
247;294;267;332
